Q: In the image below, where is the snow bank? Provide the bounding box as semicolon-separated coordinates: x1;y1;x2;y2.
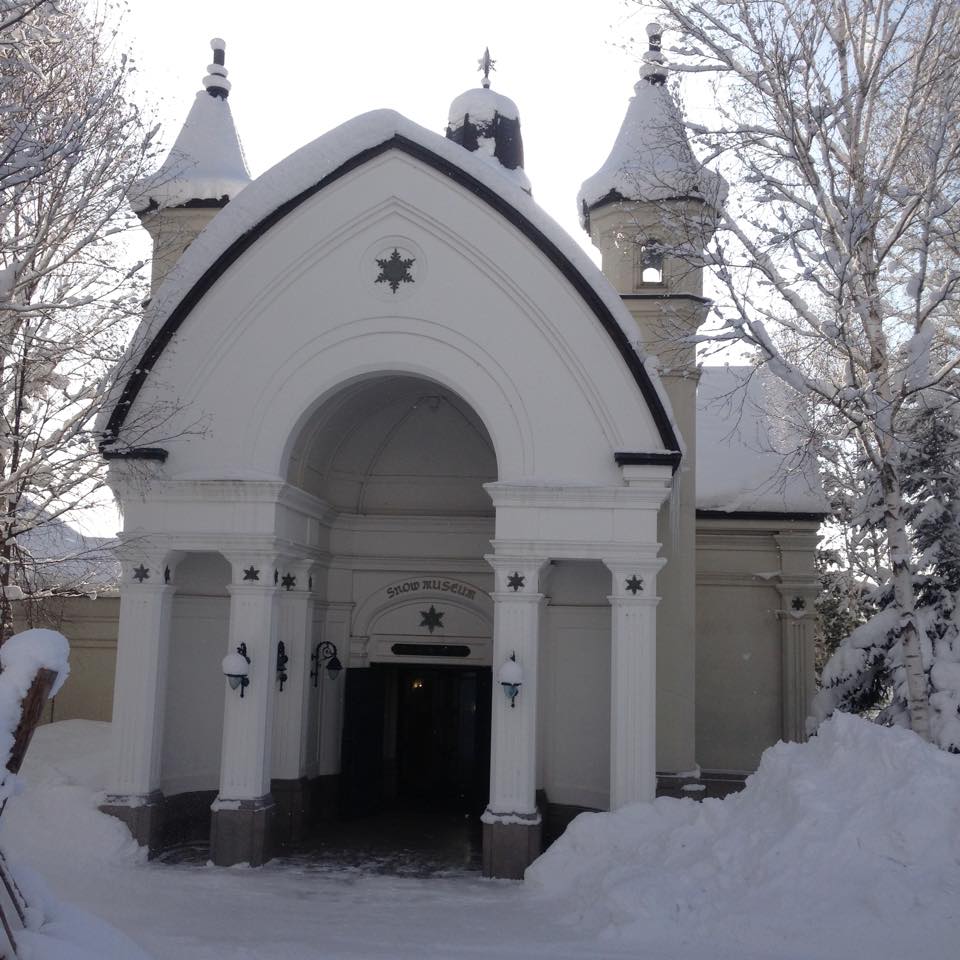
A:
528;714;960;956
3;720;145;869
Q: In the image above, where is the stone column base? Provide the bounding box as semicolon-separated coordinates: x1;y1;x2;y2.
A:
271;778;310;846
209;795;275;867
482;811;542;880
100;791;165;857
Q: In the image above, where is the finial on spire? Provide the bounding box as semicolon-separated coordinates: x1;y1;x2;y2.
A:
478;47;495;89
641;22;667;85
203;37;232;99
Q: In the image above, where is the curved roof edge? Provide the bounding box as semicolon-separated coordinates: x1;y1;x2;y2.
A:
104;111;681;457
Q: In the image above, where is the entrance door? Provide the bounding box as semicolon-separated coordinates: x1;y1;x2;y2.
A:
339;664;491;817
395;665;491;814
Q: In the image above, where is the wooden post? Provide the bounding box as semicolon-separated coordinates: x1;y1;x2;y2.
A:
1;666;60;958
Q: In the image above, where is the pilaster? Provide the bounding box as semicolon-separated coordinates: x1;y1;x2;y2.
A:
482;555;547;879
102;552;179;854
211;554;282;866
271;559;318;843
605;556;665;808
775;531;821;742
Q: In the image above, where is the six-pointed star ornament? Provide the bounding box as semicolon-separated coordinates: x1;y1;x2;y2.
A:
375;248;415;293
281;573;296;591
132;564;149;583
242;566;260;582
419;605;444;633
507;572;525;592
625;575;644;595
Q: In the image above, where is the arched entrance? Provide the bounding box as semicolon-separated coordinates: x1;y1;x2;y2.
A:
286;374;497;865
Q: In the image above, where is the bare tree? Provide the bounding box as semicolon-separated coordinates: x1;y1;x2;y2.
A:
640;0;960;742
0;0;160;638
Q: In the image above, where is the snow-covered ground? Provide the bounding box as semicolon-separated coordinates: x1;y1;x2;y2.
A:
3;716;959;959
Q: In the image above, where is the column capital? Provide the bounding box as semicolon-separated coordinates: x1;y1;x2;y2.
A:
224;553;285;589
603;557;666;601
485;555;548;597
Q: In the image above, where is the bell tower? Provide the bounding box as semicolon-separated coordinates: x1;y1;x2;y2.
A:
578;22;726;776
129;39;251;295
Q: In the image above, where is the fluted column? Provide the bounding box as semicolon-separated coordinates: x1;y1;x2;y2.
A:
102;552;179;853
605;556;665;808
210;554;281;866
482;555;547;879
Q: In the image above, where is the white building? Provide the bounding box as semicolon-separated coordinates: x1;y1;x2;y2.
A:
99;33;826;878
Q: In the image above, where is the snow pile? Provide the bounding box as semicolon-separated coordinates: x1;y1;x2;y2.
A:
3;721;149;958
0;629;69;803
528;714;960;956
696;365;828;513
3;720;145;869
578;74;727;222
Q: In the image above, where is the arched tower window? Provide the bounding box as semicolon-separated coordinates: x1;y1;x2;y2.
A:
638;243;664;285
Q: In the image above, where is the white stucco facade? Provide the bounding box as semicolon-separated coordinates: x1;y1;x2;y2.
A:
96;55;823;878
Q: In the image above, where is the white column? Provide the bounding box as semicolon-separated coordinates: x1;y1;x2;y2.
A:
485;557;547;818
605;557;664;808
107;555;178;800
271;560;316;782
216;556;281;802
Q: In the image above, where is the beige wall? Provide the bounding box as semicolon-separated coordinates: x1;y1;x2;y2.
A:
695;517;819;773
19;595;121;725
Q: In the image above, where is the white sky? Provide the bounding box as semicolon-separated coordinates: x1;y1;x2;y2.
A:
119;0;664;258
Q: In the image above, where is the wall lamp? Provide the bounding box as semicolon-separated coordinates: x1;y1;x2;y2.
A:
310;641;343;687
498;653;522;708
222;642;251;698
276;640;289;691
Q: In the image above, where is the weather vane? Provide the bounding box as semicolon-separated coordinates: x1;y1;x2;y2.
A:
478;47;495;88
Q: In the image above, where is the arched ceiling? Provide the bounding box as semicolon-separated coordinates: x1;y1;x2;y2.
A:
288;376;496;516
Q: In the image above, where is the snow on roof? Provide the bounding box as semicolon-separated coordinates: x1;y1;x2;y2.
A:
577;73;727;226
448;87;519;125
128;41;250;213
446;86;530;192
111;109;680;451
696;365;829;514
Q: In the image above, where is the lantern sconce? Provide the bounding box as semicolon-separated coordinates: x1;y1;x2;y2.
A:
276;640;289;692
309;641;343;687
498;652;523;708
222;642;251;698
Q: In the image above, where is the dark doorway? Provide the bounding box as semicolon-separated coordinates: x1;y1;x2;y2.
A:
340;663;491;818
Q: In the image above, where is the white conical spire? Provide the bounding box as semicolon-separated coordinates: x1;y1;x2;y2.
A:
129;38;251;212
577;22;726;228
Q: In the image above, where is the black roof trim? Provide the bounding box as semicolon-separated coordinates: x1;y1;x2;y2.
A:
615;450;682;473
621;293;711;305
102;447;169;462
696;509;827;522
106;135;680;455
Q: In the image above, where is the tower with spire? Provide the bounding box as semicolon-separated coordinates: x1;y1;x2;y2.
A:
579;21;727;777
129;39;251;294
